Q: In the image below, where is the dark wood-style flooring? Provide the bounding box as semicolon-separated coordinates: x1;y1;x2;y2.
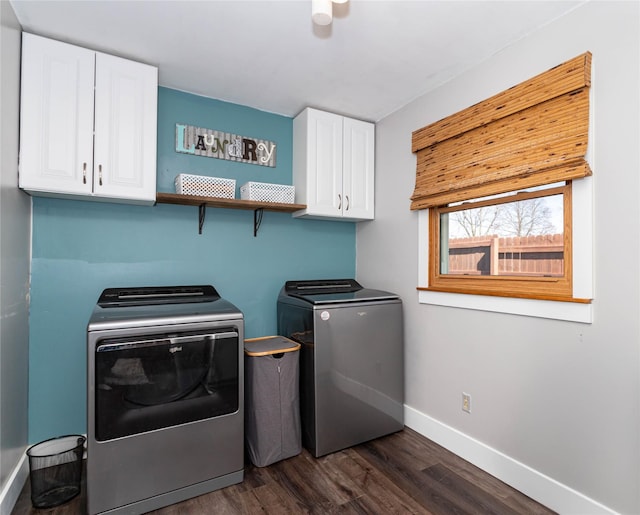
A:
12;428;556;514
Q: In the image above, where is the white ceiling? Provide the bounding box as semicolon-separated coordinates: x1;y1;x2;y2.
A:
9;0;584;122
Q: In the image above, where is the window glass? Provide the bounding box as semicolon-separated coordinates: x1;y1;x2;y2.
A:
440;192;564;277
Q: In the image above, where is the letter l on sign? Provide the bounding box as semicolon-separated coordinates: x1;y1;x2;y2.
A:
175;124;195;154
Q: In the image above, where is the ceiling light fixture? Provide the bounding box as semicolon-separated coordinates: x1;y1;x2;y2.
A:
312;0;348;26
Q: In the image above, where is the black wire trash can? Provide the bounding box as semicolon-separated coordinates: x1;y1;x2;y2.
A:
244;336;301;467
26;435;85;509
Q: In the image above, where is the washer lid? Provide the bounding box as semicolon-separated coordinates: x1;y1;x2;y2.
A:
283;279;398;304
284;279;362;296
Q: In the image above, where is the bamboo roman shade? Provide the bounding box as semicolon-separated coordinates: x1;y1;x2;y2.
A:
410;52;592;210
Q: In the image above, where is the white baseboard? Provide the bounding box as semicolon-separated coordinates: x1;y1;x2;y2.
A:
0;450;28;515
404;405;617;515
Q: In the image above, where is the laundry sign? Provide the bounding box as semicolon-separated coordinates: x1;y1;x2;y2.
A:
175;123;276;167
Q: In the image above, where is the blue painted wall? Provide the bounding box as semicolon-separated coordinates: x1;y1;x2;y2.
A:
28;88;356;443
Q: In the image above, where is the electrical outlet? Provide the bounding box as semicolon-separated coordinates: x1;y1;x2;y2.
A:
462;392;471;413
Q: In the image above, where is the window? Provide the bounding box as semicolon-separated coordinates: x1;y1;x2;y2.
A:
428;182;574;300
411;52;593;315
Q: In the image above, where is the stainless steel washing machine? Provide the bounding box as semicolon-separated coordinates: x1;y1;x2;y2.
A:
87;285;244;514
277;279;404;458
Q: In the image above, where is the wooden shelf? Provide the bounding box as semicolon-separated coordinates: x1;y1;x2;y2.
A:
156;192;306;213
155;192;306;236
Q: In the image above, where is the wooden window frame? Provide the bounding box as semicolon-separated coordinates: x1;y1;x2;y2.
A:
423;182;589;303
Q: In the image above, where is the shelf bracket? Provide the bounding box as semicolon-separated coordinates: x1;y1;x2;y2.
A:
253;208;264;237
198;204;206;234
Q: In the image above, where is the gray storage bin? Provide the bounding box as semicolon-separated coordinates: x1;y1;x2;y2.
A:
244;336;301;467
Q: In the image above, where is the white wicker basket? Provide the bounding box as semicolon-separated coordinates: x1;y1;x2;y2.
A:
175;174;236;199
240;182;295;204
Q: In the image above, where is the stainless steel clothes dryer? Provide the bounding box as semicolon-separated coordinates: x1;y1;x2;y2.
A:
277;279;404;458
87;286;244;514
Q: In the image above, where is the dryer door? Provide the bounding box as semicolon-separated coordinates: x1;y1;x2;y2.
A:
94;328;239;441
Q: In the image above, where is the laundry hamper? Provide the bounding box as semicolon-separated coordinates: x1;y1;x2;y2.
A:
244;336;301;467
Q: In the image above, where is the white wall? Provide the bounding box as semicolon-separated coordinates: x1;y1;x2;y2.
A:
0;1;30;512
358;1;639;513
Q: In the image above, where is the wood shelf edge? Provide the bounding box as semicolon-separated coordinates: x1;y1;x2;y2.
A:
155;192;306;213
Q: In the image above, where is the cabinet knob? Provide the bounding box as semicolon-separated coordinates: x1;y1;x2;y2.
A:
82;162;87;184
98;164;103;186
338;194;342;210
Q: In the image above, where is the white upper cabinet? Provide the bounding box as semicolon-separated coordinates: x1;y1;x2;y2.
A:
19;33;158;204
293;108;374;221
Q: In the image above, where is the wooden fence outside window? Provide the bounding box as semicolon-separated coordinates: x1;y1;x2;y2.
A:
446;234;564;276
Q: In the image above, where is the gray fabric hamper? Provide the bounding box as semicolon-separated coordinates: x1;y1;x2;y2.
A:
244;336;301;467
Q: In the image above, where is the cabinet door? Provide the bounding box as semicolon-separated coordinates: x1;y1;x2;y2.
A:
342;118;374;220
303;109;343;217
93;53;157;203
19;33;95;195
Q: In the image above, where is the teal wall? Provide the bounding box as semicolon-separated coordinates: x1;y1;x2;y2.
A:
28;88;355;443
